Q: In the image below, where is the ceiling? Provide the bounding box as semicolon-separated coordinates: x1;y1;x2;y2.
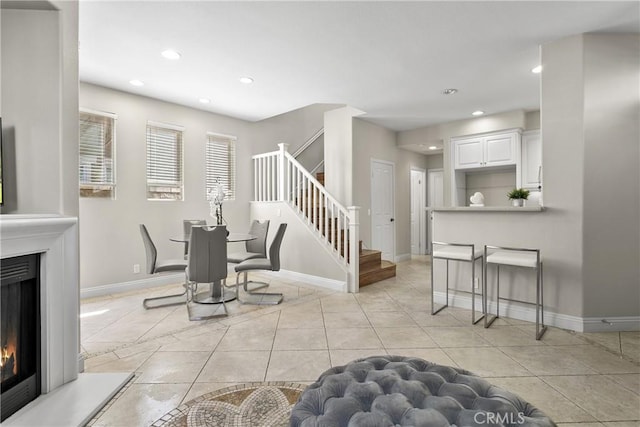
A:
79;1;639;143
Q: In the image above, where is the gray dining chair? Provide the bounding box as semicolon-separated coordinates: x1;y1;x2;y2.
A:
186;225;229;320
183;219;206;259
227;219;270;291
140;224;188;309
234;223;287;305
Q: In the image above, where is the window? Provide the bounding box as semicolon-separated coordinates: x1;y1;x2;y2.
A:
79;110;116;198
206;132;236;201
146;122;184;200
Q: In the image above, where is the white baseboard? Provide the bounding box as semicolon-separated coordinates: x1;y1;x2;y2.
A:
82;270;345;301
395;253;412;262
433;291;640;333
264;269;346;292
81;273;184;299
582;317;640;332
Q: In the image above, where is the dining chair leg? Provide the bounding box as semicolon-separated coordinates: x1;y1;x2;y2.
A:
143;275;188;309
235;272;283;305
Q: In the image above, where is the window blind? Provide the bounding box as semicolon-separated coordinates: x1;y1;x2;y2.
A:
79;111;115;197
146;123;183;200
206;133;236;201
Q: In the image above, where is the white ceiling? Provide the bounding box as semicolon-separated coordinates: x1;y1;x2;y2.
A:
79;1;639;138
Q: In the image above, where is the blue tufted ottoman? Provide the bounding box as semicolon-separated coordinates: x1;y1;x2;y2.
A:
290;355;556;427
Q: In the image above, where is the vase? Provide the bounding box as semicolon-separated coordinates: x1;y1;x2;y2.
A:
511;198;524;207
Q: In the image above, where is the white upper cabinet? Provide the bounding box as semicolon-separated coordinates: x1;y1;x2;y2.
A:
453;130;520;170
521;130;542;189
454;137;484;168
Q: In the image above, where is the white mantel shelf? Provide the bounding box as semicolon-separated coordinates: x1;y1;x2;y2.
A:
433;206;545;212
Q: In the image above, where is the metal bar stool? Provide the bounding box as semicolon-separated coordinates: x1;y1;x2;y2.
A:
431;241;484;324
483;245;546;340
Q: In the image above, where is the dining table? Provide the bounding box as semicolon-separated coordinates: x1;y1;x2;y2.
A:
170;231;256;304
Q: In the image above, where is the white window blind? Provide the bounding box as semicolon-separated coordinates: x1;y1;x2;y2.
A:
146;123;184;200
79;110;115;198
206;133;236;201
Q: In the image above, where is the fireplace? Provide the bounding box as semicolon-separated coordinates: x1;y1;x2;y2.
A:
1;253;42;421
0;216;131;425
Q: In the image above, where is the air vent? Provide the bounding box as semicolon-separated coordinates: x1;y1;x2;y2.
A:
1;254;39;285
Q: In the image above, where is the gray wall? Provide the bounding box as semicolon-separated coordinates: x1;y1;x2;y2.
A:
1;4;79;216
426;154;444;170
251;103;342;156
352;118;429;259
581;34;640;318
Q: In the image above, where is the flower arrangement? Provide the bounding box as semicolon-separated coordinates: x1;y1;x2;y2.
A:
207;179;226;225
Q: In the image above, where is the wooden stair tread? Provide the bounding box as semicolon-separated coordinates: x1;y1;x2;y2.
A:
359;259;394;274
359;260;396;287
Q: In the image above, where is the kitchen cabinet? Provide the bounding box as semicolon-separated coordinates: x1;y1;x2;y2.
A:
521;130;542;189
453;130;520;170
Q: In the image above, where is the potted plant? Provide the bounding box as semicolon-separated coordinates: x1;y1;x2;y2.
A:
507;188;530;207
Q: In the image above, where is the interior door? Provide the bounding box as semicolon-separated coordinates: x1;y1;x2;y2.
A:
410;169;426;255
427;169;444;254
371;159;395;261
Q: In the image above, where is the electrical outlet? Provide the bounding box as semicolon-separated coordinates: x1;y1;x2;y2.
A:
133;264;140;274
474;277;479;289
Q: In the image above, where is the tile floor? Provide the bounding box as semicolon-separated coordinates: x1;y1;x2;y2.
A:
82;257;640;426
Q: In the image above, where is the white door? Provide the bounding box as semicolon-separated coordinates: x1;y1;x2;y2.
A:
427;169;444;254
371;159;395;261
410;169;426;255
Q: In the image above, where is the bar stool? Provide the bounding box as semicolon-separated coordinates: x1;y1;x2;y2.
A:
483;245;546;340
431;242;484;324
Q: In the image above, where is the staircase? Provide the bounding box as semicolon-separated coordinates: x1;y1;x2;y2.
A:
314;173;396;287
253;143;396;291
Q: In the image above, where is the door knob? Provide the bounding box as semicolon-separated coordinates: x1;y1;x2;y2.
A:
390;218;395;222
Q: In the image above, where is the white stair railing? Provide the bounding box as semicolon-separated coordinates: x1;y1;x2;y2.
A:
252;143;359;292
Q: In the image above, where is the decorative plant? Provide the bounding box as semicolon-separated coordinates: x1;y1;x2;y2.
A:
507;188;530;200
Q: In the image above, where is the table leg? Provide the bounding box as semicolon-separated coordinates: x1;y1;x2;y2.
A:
193;280;237;304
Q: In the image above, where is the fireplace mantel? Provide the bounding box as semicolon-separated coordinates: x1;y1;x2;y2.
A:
1;215;132;426
0;214;80;393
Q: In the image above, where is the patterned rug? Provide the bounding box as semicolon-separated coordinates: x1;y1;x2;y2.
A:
151;382;308;427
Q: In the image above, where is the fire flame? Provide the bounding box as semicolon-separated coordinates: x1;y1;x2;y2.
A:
0;347;8;367
0;344;17;376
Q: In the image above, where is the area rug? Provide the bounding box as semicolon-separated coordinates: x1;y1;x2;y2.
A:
151;382;308;427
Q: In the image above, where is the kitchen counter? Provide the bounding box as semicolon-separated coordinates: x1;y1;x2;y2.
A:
432;206;545;212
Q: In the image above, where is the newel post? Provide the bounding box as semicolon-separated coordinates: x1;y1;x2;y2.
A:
348;206;360;293
277;143;289;202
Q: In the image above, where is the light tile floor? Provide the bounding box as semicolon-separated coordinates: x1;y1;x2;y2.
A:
82;257;640;426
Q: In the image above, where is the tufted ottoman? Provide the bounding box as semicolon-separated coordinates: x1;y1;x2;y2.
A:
290;355;556;427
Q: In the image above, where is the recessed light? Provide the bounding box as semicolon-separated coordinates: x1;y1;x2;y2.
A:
199;98;211;104
161;49;181;60
442;88;458;95
531;65;542;74
129;79;144;87
239;76;254;84
472;110;484;116
428;146;438;150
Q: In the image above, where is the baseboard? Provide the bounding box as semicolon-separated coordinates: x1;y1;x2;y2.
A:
81;268;345;300
263;269;346;292
582;317;640;332
433;291;640;332
395;253;411;262
80;273;184;299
